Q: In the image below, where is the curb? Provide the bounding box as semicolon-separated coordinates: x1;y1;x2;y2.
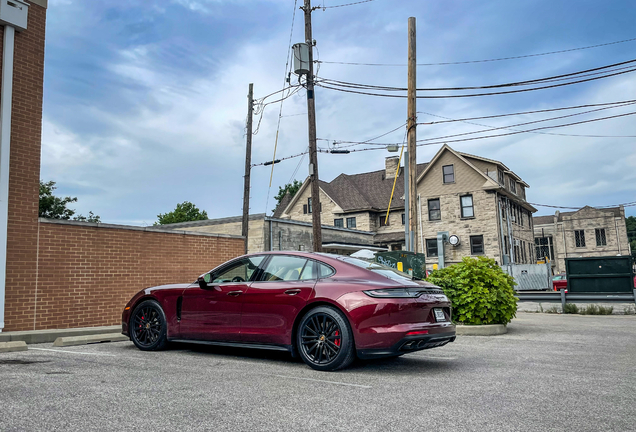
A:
456;324;507;336
53;333;129;347
0;325;122;344
0;341;28;353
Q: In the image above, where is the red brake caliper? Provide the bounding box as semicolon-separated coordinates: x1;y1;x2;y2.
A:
334;330;340;347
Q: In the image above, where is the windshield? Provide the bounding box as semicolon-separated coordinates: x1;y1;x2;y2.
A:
341;257;415;282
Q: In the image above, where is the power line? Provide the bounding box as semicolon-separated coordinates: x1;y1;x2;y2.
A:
316;36;636;66
319;59;636;91
322;0;374;8
530;202;636;209
416;99;636;124
316;66;636;99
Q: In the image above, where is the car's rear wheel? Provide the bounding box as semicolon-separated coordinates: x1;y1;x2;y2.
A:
130;299;168;351
297;306;355;371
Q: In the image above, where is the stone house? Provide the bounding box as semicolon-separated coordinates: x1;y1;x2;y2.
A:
533;206;631;274
275;144;537;270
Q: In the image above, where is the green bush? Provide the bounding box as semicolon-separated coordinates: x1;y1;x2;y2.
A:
427;256;518;325
563;304;579;314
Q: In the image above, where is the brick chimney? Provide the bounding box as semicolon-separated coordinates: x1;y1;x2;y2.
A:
385;156;401;179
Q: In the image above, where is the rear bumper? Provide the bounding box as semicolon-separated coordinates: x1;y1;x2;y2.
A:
356;331;456;359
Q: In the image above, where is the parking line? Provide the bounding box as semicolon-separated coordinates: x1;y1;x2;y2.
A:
29;347;117;357
270;374;372;389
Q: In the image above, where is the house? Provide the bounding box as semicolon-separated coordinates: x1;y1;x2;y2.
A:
275;144;537;269
533;206;631;274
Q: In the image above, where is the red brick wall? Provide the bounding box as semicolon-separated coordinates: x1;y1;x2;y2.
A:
1;3;47;331
16;220;244;331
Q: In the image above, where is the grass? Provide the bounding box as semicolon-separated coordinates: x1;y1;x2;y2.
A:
623;305;635;315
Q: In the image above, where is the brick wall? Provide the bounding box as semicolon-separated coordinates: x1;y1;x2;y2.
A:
4;220;244;331
1;3;47;332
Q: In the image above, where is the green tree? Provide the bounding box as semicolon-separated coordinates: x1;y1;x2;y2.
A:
39;180;101;222
273;180;302;212
155;201;208;225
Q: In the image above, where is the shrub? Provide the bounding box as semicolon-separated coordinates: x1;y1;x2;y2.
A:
427;256;517;325
563;304;579;314
580;305;613;315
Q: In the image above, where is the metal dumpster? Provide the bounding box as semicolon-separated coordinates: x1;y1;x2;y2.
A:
565;256;635;293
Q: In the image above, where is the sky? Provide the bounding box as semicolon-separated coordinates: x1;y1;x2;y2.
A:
41;0;636;225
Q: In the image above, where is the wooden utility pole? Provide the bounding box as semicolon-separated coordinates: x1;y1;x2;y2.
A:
241;83;254;255
303;0;322;252
407;17;418;253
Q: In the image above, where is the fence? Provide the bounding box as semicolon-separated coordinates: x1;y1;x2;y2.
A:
503;263;551;291
517;290;636;310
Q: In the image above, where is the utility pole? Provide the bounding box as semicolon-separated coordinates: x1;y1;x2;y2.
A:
407;17;418;253
241;83;254;255
302;0;322;252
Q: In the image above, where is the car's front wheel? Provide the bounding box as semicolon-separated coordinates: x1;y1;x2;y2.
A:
130;299;168;351
297;306;355;371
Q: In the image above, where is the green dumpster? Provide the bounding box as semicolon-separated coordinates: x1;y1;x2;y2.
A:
565;256;635;293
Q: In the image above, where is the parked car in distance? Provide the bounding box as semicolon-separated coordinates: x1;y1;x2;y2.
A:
122;251;456;371
553;273;567;291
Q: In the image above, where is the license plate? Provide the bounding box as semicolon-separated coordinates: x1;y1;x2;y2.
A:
434;308;446;322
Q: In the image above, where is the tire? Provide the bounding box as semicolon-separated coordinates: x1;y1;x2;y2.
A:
130;299;168;351
296;306;355;371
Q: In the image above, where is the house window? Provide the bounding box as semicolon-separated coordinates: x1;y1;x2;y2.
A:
346;217;356;228
307;198;312;214
509;179;517;194
498;169;505;185
460;195;474;218
574;230;586;247
442;165;454;183
428;198;441;221
595;228;607;246
401;213;405;225
379;215;389;227
535;236;554;260
334;218;343;228
426;239;438;257
470;235;484;255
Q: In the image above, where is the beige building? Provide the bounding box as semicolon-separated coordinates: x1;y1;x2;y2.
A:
275;145;537;270
533;206;631;274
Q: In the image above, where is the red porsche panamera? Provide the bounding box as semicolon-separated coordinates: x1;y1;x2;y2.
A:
122;252;456;371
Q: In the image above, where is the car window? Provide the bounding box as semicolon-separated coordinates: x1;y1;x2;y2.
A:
318;262;335;278
342;257;413;282
299;261;316;280
212;256;264;283
261;256;309;282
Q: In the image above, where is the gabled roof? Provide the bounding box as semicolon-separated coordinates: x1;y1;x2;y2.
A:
416;144;500;188
458;151;529;187
276;162;428;216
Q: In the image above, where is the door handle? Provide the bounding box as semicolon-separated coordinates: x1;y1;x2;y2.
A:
227;290;243;297
285;289;302;295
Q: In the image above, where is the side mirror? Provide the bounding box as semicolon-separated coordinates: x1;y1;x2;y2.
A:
198;273;213;289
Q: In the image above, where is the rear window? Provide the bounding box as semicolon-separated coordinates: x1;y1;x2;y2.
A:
342;257;413;282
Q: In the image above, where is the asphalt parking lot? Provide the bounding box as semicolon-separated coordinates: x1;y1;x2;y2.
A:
1;313;635;432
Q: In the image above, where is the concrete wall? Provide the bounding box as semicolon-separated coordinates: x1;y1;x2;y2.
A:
4;219;244;331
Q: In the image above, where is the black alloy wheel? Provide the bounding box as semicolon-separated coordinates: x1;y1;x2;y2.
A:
297;306;355;371
130;300;168;351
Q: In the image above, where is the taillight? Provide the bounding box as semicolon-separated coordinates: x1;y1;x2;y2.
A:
406;330;429;336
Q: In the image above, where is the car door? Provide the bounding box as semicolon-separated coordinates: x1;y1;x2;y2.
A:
179;256;264;342
241;255;316;345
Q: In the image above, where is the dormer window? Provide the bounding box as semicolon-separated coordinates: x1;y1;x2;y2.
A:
498;169;505;185
509;179;517;194
443;165;454;184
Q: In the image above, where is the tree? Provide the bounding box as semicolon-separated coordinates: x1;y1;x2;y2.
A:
273;180;302;212
39;180;101;222
155;201;208;225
